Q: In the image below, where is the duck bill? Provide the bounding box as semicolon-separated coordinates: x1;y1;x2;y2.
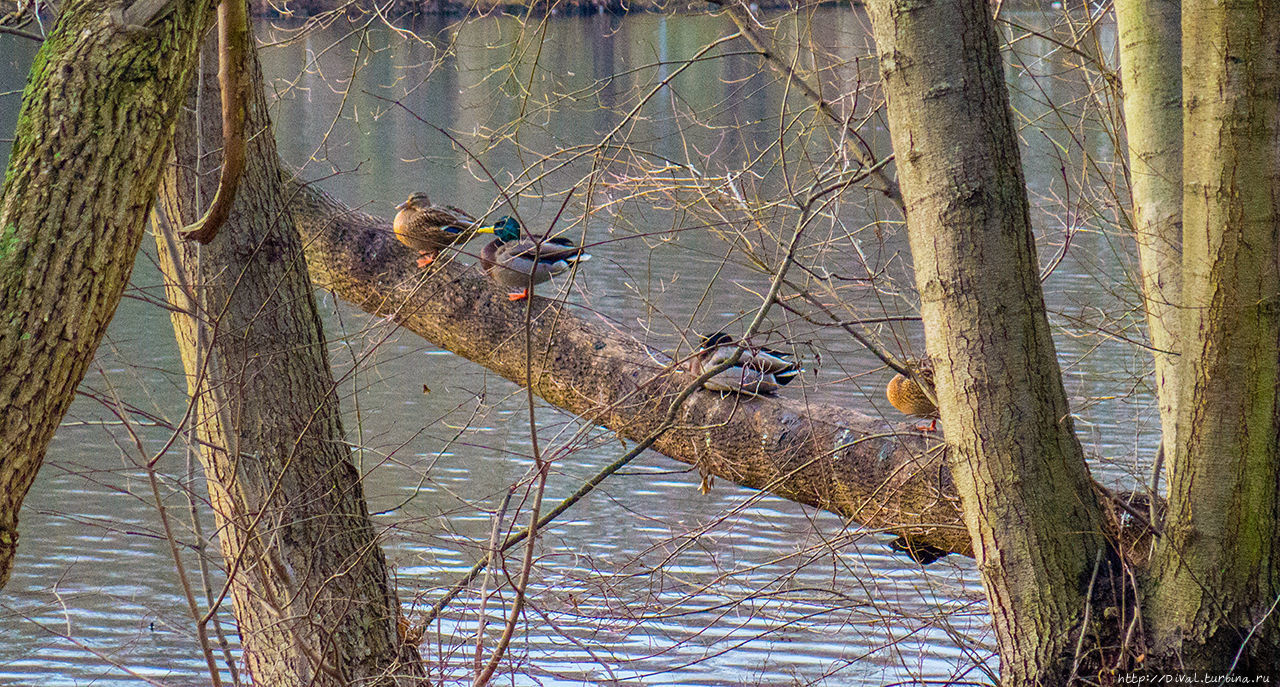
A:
395;200;410;212
474;224;497;234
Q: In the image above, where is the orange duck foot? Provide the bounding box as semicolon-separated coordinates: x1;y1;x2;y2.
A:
915;417;939;432
507;290;529;301
416;253;436;268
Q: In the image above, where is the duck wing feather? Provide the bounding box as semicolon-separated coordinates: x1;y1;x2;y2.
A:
500;236;588;263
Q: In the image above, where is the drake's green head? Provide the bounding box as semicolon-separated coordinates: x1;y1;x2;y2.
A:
477;216;522;242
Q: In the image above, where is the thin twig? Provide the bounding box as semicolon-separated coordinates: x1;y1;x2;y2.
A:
417;168;818;633
0;24;42;40
1068;547;1104;684
471;193;579;686
710;0;902;208
93;369;225;687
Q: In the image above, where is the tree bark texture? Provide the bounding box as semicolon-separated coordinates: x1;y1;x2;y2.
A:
1148;0;1280;666
286;183;975;559
864;0;1111;682
1116;0;1183;465
153;31;425;686
0;0;216;590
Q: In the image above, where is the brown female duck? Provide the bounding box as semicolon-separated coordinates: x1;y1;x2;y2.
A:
886;358;939;430
393;191;477;268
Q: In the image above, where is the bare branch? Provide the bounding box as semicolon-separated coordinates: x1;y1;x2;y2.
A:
120;0;171;28
180;0;248;244
711;0;903;209
0;24;42;40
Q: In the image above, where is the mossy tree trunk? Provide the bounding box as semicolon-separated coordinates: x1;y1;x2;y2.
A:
154;30;425;685
1116;0;1183;465
863;0;1111;681
1146;0;1280;667
0;0;216;590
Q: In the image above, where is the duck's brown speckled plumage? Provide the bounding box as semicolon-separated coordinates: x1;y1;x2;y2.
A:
393;192;477;267
887;359;939;429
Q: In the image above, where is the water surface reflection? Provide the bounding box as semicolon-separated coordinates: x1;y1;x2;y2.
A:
1;5;1151;684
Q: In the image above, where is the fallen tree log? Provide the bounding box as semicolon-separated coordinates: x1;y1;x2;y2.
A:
290;182;971;558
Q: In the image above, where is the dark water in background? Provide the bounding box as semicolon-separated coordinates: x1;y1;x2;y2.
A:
1;6;1151;684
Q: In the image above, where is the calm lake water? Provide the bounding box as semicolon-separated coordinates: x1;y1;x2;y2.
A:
1;5;1152;685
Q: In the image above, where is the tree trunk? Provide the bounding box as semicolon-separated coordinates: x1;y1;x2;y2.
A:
153;30;424;685
0;0;215;590
1116;0;1182;465
1147;0;1280;667
863;0;1111;682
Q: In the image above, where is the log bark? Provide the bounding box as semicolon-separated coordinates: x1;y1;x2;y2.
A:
154;29;425;685
286;183;972;559
1147;0;1280;666
0;0;216;590
864;0;1110;682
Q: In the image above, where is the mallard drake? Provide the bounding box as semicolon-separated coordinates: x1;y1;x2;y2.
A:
886;358;939;430
476;216;592;301
393;191;478;268
686;332;802;396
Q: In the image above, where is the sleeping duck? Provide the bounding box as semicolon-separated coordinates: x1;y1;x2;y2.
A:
686;332;801;396
886;358;939;430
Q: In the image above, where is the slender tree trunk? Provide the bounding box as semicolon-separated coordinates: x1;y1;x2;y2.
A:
863;0;1110;681
0;0;215;590
1116;0;1182;465
153;31;424;685
1147;0;1280;667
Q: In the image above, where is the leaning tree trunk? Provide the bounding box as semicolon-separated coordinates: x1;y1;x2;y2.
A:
153;30;424;685
1116;0;1183;465
289;181;975;557
863;0;1111;682
0;0;215;590
1147;0;1280;668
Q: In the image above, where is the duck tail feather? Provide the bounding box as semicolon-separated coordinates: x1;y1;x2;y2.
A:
773;367;803;385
